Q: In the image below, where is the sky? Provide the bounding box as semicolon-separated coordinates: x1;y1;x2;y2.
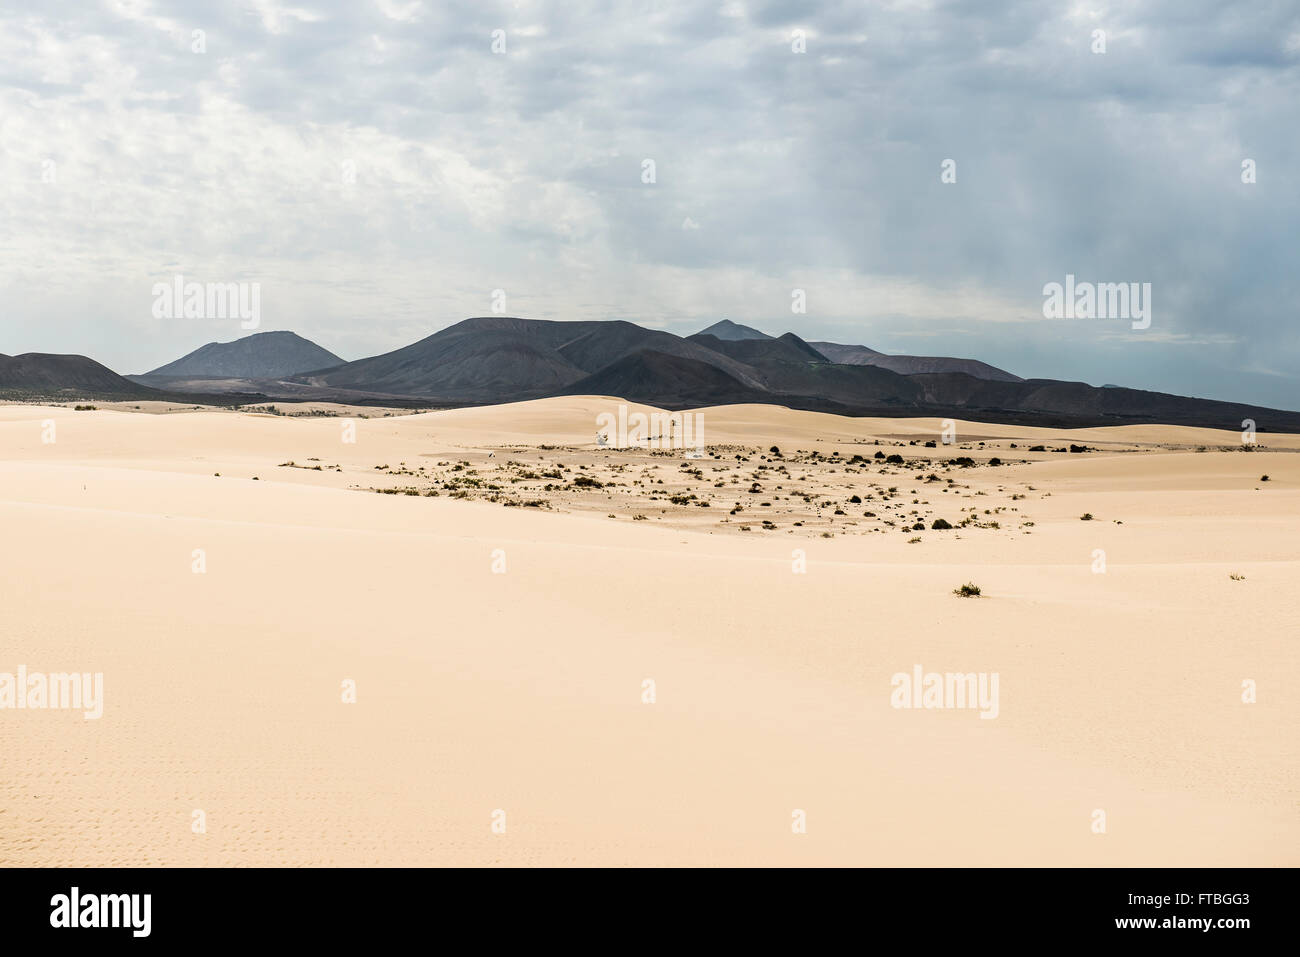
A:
1;0;1297;408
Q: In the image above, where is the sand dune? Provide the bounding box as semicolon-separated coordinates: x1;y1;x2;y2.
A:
1;397;1295;865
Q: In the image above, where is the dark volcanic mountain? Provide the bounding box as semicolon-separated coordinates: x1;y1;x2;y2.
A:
147;331;343;379
690;332;925;408
697;325;1020;382
16;317;1300;431
907;374;1286;430
278;316;1300;429
807;341;882;362
810;341;1021;382
696;319;772;341
689;332;828;366
296;317;764;401
0;353;160;398
556;351;769;407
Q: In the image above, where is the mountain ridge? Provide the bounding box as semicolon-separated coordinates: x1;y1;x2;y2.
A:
696;319;772;341
147;330;343;379
9;319;1300;432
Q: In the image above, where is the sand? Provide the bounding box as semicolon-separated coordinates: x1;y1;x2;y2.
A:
1;396;1296;866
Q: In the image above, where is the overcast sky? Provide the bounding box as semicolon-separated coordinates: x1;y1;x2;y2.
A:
1;0;1297;408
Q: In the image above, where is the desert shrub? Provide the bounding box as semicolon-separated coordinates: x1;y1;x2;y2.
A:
1260;475;1270;482
953;582;981;598
1080;512;1094;521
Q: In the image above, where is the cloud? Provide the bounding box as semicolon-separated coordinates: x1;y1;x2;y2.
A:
0;0;1296;407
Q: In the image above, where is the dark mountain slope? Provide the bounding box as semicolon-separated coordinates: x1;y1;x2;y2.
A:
810;340;1021;382
29;315;1294;431
777;333;831;362
909;374;1300;431
807;341;882;362
689;333;923;407
147;331;343;378
688;332;827;366
298;317;763;399
0;353;160;398
300;327;586;402
696;319;772;341
548;320;761;386
863;353;1023;382
555;350;769;408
